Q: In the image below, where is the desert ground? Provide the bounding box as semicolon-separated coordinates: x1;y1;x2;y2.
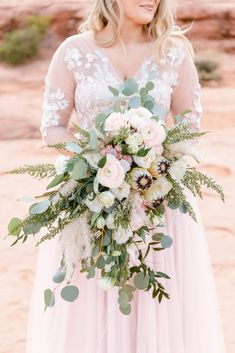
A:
0;1;235;352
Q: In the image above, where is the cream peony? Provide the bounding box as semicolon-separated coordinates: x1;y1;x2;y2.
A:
54;155;70;175
140;120;166;147
96;154;125;188
104;112;129;135
168;159;188;182
113;226;133;244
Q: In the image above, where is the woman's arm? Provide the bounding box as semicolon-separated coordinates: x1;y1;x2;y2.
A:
40;38;78;149
170;39;202;135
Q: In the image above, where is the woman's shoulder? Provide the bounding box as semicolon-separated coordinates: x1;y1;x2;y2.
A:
60;31;93;49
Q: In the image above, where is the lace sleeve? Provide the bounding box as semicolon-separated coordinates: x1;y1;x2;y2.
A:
170;40;202;132
40;39;76;139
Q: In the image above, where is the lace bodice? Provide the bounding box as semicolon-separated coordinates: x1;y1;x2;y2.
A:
40;31;202;139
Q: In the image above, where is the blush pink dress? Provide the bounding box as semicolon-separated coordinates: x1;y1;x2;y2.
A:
26;31;226;353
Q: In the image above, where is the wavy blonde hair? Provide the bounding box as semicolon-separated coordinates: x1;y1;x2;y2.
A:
78;0;194;62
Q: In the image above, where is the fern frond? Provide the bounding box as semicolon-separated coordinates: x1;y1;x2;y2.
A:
7;164;56;179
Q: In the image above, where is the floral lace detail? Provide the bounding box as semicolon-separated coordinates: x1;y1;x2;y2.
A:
40;87;69;138
183;83;202;130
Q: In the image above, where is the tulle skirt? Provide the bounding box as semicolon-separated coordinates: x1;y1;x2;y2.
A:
26;189;226;353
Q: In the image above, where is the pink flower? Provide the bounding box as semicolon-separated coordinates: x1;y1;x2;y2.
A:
141;121;166;147
104;112;130;135
96;154;125;188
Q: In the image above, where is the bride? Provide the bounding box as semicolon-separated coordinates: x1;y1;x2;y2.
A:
26;0;226;352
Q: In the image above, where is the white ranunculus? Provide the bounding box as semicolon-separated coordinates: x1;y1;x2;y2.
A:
83;151;102;169
96;154;125;189
96;216;106;229
105;213;116;229
104;112;129;135
113;226;133;244
133;148;156;168
168;159;188;182
98;191;115;208
54;155;70;175
97;276;115;290
141;120;166;147
111;181;131;201
85;195;103;213
132;132;144;145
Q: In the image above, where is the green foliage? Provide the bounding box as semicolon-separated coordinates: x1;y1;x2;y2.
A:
0;15;51;65
195;59;221;83
164;120;210;145
182;167;225;202
7;164;56;179
166;175;197;222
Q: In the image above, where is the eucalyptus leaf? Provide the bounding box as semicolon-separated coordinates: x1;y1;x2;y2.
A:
53;267;66;283
119;303;131;315
92;244;99;257
144;100;154;111
118;291;129;308
146;81;154;91
60;285;79;302
108;85;119;96
156;271;171;279
44;288;55;308
72;159;88;180
160;235;173;248
87;266;95;279
152;232;164;241
129;95;141;108
95;113;107;131
168;199;180;209
91;212;101;227
96;255;106;269
47;174;65;190
98;156;107;168
65;141;83;153
8;217;21;236
179;204;188;214
134;272;149;290
23;221;42;235
29;200;51;215
121;79;138;96
89;129;98;150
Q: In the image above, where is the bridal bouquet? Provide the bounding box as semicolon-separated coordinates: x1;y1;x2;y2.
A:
6;77;224;315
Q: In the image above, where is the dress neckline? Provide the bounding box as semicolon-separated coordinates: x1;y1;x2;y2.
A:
86;31;155;83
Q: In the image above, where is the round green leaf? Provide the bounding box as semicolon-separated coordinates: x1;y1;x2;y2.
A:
52;268;66;283
119;303;131;315
65;141;83;153
121;79;139;96
146;81;154;91
179;204;188;214
168;199;180;209
96;255;106;269
8;217;21;236
87;266;95;279
47;174;65;190
134;272;149;290
72;160;88;180
29;200;51;215
44;288;55;307
61;285;79;302
161;235;173;248
118;291;129;308
23;221;42;235
129;95;141;108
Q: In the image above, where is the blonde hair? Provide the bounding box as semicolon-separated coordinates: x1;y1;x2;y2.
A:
78;0;194;62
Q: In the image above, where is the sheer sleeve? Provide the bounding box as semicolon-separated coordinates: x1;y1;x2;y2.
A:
40;39;76;140
170;41;202;132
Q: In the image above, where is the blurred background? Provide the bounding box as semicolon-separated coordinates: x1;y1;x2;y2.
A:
0;0;234;352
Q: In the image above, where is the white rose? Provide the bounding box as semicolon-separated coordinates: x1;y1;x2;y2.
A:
141;121;166;147
96;216;106;229
54;155;70;175
127;107;152;131
168;159;187;182
98;191;115;208
113;226;133;244
105;213;116;229
97;276;115;290
104;112;129;135
85;195;103;213
133;148;156;168
111;181;131;201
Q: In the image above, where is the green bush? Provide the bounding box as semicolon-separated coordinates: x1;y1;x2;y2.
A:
0;15;51;65
195;59;221;83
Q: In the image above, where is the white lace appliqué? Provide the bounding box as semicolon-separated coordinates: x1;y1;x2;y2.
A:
40;87;69;138
184;83;202;130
